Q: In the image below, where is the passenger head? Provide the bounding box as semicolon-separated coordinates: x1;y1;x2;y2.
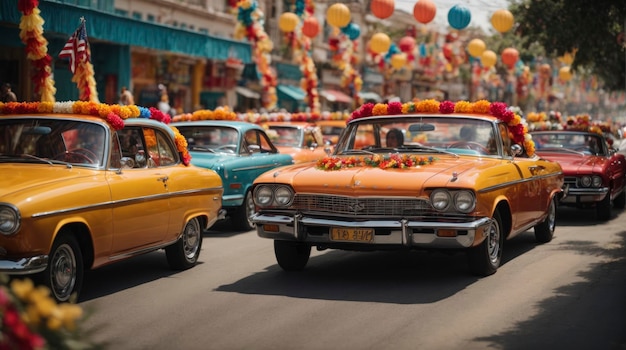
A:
386;128;404;147
460;126;476;141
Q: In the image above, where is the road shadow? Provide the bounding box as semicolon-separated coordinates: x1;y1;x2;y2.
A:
557;205;623;226
473;231;626;349
215;230;540;305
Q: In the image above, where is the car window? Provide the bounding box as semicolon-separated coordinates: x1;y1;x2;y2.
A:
270;126;301;147
144;127;177;167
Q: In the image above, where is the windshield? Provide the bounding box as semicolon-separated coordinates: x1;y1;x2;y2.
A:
176;125;240;154
335;116;501;157
533;132;607;156
267;126;303;148
0;118;107;167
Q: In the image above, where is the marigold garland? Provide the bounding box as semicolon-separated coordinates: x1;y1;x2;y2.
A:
0;101;191;166
316;154;437;171
348;99;536;157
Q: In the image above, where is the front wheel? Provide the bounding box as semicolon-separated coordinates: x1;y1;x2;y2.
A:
166;217;203;270
613;190;626;209
231;191;256;231
534;197;557;243
274;241;311;271
596;193;611;221
41;234;84;303
467;210;503;276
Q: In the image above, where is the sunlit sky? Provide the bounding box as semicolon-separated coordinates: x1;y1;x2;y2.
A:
395;0;513;32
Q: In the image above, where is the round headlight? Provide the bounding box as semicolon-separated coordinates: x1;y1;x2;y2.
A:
254;186;273;206
274;186;294;206
454;191;476;213
592;176;603;188
0;205;20;236
431;190;451;211
580;176;592;188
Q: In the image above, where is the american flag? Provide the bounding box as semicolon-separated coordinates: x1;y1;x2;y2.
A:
58;20;90;74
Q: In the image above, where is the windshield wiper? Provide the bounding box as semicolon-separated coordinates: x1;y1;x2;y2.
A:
190;146;216;153
339;149;376;156
20;154;73;168
396;145;459;157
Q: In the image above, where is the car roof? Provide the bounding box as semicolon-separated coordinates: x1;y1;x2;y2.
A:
171;120;264;132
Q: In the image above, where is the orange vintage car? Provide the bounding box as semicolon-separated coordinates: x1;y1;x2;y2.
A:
264;121;330;163
315;119;347;145
0;101;224;302
252;100;564;276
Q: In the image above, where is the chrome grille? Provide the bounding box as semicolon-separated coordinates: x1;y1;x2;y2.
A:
291;194;433;217
564;176;578;188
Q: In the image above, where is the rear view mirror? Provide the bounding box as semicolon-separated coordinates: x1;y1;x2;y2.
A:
408;123;435;132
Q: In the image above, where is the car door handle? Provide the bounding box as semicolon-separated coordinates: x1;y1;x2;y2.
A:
156;175;169;183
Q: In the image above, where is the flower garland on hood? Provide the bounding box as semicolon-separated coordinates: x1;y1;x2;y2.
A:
0;101;191;165
349;99;535;157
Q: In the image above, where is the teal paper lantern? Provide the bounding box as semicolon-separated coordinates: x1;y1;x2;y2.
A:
447;4;471;30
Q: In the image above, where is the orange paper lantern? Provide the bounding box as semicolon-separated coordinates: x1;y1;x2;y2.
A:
302;16;320;38
279;12;299;32
480;50;497;68
467;38;486;58
327;3;351;28
491;9;514;33
501;47;519;67
413;0;436;24
371;0;395;19
559;66;572;82
370;32;391;54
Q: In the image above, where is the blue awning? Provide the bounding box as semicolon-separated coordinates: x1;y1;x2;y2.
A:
0;1;252;63
277;85;306;101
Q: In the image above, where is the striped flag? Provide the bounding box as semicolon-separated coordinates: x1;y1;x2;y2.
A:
58;20;90;73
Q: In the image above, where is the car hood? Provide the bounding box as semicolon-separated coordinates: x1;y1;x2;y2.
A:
187;152;236;170
0;164;98;199
256;155;504;196
536;152;604;174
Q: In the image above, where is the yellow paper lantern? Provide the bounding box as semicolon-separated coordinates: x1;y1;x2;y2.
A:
491;9;514;33
559;51;576;65
279;12;299;32
390;53;407;69
369;32;391;54
467;38;486;58
326;3;351;28
480;50;497;68
559;66;572;82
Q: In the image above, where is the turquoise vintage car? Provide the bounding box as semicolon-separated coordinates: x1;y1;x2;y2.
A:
172;120;294;230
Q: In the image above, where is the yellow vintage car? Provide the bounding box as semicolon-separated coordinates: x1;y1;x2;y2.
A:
0;101;224;302
252;100;564;276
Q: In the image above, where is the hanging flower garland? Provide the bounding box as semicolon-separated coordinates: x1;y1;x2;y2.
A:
172;106;238;121
328;27;362;106
317;154;437;171
17;0;56;102
293;0;320;113
232;0;277;110
349;99;536;157
237;110;348;123
0;101;191;165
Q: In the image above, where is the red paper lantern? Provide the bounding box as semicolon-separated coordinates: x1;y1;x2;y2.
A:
302;16;320;38
501;47;519;67
398;36;416;53
413;0;436;24
371;0;395;19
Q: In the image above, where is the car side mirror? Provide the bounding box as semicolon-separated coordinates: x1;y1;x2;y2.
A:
511;144;523;156
248;144;261;154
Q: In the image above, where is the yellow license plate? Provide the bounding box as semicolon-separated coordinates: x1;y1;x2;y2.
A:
330;228;374;242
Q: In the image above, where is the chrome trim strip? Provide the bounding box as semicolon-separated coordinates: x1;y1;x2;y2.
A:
31;186;223;218
233;164;278;172
107;237;179;262
478;172;563;193
566;187;609;195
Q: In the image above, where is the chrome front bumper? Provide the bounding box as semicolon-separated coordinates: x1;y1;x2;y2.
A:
0;255;48;275
560;187;608;204
253;213;493;249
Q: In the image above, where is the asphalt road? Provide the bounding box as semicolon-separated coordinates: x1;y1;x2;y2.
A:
79;207;626;350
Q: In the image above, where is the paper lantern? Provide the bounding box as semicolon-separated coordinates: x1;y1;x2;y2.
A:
390;53;407;70
278;12;299;33
467;38;486;58
327;3;351;28
413;0;436;24
448;4;471;30
398;36;416;53
341;22;361;40
559;66;572;82
480;50;497;68
491;9;514;33
501;47;519;67
370;32;391;54
559;51;576;65
302;16;320;38
371;0;395;19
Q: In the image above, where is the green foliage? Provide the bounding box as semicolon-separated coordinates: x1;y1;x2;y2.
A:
511;0;626;91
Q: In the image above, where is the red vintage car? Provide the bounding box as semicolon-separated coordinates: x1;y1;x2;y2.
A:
531;130;626;220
